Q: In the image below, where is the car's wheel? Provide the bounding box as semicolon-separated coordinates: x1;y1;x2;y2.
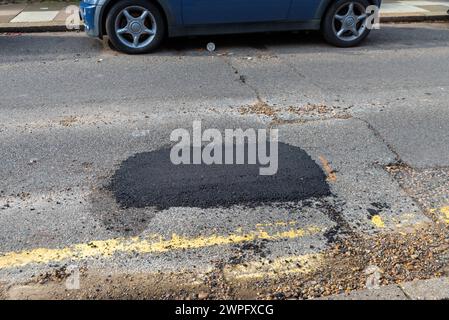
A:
321;0;372;47
106;0;165;54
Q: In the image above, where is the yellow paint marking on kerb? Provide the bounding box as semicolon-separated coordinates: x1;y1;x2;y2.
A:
0;225;323;270
371;215;385;228
438;206;449;224
429;206;449;224
224;253;323;280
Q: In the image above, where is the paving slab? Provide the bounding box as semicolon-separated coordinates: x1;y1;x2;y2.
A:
382;3;430;13
399;1;449;5
22;2;71;12
0;3;25;15
10;11;58;23
54;6;78;23
322;276;449;300
400;277;449;300
321;284;408;300
0;3;25;23
0;15;13;23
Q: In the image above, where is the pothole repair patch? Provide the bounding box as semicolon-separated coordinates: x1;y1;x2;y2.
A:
108;142;331;210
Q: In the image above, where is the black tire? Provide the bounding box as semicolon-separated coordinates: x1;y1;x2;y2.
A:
106;0;165;54
321;0;371;47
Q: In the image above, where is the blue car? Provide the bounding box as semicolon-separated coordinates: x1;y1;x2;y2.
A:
79;0;381;54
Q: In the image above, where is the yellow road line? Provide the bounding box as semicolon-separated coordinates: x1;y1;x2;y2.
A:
371;215;385;228
5;206;446;271
224;253;323;280
0;225;323;270
429;206;449;224
438;206;449;224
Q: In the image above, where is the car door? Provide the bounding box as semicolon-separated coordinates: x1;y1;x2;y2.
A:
288;0;322;20
182;0;292;25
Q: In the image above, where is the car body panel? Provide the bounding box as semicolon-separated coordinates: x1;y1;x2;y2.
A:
79;1;101;37
182;0;292;25
288;0;322;20
79;0;382;39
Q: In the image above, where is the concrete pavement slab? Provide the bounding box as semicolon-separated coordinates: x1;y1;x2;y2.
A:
399;1;449;5
322;276;449;300
0;1;76;26
417;4;449;10
11;11;59;23
0;3;25;23
321;284;408;300
0;3;26;15
54;6;78;22
0;14;13;23
22;2;72;12
400;277;449;299
382;3;429;13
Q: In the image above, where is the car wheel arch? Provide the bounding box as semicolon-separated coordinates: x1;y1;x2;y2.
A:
100;0;171;38
317;0;381;22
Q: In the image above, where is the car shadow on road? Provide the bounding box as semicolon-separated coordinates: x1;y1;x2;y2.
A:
1;23;448;61
0;32;104;63
153;23;449;56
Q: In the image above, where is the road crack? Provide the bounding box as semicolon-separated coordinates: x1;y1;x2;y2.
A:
355;116;404;164
220;55;263;102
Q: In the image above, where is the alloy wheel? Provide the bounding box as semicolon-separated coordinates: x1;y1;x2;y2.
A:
114;5;157;49
332;2;368;42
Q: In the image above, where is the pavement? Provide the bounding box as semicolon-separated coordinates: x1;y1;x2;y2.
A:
0;0;449;32
1;22;449;300
323;276;449;300
0;1;79;31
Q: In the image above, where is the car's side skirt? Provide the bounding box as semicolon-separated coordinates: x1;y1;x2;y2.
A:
168;20;321;37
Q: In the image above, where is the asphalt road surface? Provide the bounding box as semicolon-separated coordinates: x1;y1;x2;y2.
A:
1;23;449;299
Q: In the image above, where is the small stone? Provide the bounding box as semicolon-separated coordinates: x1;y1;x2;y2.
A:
198;292;209;299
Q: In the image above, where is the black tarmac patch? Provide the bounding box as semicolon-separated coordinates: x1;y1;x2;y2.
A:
109;143;331;210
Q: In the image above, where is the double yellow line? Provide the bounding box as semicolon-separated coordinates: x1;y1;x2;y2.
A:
2;206;447;271
0;224;322;269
